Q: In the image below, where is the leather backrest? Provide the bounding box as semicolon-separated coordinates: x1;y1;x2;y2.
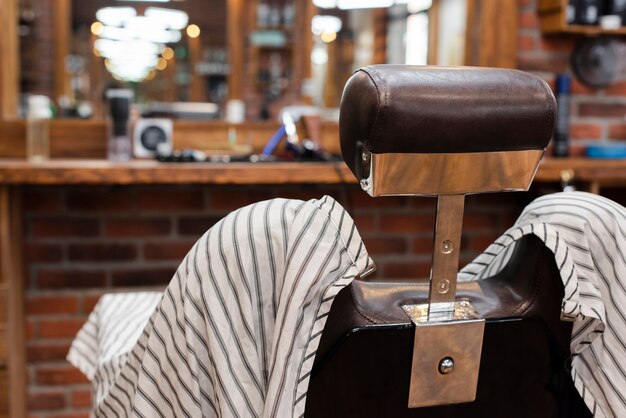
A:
339;65;557;179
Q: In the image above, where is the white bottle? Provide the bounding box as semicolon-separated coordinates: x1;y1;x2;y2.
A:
26;95;52;162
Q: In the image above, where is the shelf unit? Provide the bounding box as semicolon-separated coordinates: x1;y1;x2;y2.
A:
242;0;314;120
538;0;626;34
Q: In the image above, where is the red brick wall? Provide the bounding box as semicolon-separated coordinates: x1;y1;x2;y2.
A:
23;184;527;416
520;0;626;155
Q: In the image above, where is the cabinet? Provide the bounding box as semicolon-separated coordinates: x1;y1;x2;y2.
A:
245;0;313;119
538;0;626;34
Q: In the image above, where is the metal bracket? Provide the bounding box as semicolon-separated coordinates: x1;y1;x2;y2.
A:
402;302;485;408
403;301;480;324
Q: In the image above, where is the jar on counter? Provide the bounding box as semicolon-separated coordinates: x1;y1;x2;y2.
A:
26;95;52;162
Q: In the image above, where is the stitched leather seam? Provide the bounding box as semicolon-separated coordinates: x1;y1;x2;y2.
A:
349;285;380;324
541;79;555;147
357;68;380;151
368;66;388;149
360;67;387;153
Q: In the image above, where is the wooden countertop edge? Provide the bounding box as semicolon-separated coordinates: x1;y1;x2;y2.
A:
0;160;357;185
0;157;622;185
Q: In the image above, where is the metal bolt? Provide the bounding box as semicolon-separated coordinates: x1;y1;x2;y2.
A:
439;357;454;375
437;279;450;294
360;179;369;189
362;151;369;162
441;240;454;254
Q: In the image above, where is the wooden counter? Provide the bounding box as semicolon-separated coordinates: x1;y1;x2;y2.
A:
0;157;622;189
0;159;354;185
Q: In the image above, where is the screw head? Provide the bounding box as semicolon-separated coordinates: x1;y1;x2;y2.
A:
439;357;454;374
441;240;454;254
436;279;450;294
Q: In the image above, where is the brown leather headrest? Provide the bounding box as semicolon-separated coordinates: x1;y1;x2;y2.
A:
339;65;556;179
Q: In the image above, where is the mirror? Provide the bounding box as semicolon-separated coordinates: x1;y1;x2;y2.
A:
19;0;227;119
308;0;468;110
14;0;483;122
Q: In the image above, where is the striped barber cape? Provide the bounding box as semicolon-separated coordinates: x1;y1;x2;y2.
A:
459;191;626;418
68;196;373;417
70;192;626;417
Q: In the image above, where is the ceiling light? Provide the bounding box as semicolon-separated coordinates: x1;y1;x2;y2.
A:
145;7;189;30
96;7;136;27
337;0;394;9
167;30;182;43
142;29;181;44
95;39;161;59
126;16;166;33
312;15;342;35
156;58;168;70
162;47;174;60
91;21;103;36
312;0;337;8
186;24;200;38
311;47;328;64
320;31;337;43
407;0;432;13
99;26;133;41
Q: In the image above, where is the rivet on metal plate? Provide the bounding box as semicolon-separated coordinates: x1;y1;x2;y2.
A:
405;319;485;408
438;357;454;375
437;279;450;294
441;240;454;254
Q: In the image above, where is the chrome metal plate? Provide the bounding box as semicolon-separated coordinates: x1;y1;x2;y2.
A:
402;301;480;323
360;149;544;197
405;319;485;408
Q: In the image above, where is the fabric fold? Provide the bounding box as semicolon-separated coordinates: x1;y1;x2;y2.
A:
68;196;372;417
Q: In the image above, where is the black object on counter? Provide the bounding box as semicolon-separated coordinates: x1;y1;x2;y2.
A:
109;96;131;137
106;88;133;161
553;74;571;158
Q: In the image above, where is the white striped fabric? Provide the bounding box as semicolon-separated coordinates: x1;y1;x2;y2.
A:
68;292;163;408
68;196;372;417
70;191;626;418
459;191;626;418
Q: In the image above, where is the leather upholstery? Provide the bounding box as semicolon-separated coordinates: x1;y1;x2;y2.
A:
305;235;591;417
339;65;557;178
305;65;586;417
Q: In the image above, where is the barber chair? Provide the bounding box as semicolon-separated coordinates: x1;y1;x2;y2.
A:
304;66;592;418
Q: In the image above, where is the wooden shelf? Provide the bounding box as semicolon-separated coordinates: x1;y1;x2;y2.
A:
535;157;626;185
538;0;626;35
541;22;626;35
549;24;626;35
0;157;625;187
